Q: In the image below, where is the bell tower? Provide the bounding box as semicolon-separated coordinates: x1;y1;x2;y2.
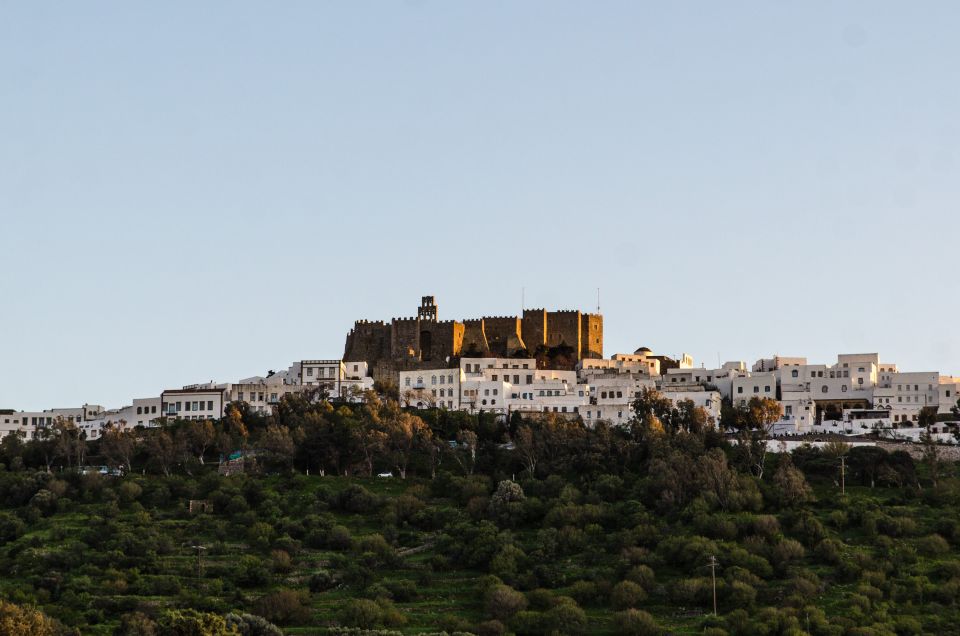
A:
418;296;438;322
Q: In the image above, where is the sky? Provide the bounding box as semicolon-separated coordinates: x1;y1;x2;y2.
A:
1;2;959;411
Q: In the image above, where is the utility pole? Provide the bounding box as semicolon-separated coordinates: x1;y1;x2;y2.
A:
190;544;207;578
707;555;719;616
840;455;846;496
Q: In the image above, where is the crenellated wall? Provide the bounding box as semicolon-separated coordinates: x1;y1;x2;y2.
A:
344;297;602;383
343;320;392;363
581;313;603;359
546;310;582;353
482;316;526;357
522;309;547;351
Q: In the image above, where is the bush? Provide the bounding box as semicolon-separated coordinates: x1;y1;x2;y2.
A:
546;598;587;634
0;600;58;635
614;608;661;636
270;549;292;573
771;538;805;572
157;609;234;635
253;589;311;626
339;599;382;628
610;580;647;610
225;612;284;636
625;565;656;591
917;534;951;557
568;580;601;605
485;584;528;621
327;525;354;550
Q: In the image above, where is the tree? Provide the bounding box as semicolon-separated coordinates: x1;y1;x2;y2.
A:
146;428;181;476
183;420;216;465
735;397;782;480
259;424;296;473
452;429;478;476
383;409;431;478
920;430;942;487
773;454;813;507
52;417;85;470
698;448;738;511
0;601;57;636
100;425;137;473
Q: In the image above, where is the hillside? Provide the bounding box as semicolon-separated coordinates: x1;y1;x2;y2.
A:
1;394;960;635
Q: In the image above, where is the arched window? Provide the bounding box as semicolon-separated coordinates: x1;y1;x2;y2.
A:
431;375;437;385
821;386;828;393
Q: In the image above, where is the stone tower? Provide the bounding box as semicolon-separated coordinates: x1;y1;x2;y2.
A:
418;296;438;322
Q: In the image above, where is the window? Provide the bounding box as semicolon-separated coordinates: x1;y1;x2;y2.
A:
737;387;743;394
306;368;314;376
753;386;759;393
822;386;828;393
526;375;533;383
439;375;445;384
405;377;410;387
764;385;770;392
492;375;498;381
493;389;498;396
136;407;142;415
791;370;798;378
841;385;847;392
448;375;454;384
431;375;437;385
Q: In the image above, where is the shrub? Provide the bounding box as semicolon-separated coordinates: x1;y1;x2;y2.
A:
225;612;284;636
270;549;292;573
337;485;381;513
253;589;311;626
485;584;528;621
339;599;382;628
476;619;505;636
327;525;353;550
610;580;647;610
568;580;601;605
157;609;234;636
917;534;951;557
625;565;656;591
770;538;805;572
0;600;58;636
614;609;661;636
546;598;587;634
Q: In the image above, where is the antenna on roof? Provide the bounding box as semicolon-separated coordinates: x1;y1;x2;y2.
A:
597;287;601;314
522;286;525;312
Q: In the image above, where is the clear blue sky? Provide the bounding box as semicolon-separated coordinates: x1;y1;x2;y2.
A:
2;2;958;411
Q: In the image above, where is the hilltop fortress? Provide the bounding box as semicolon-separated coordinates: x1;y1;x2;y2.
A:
344;296;603;383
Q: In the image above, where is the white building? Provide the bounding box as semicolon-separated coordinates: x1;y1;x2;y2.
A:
161;385;229;420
